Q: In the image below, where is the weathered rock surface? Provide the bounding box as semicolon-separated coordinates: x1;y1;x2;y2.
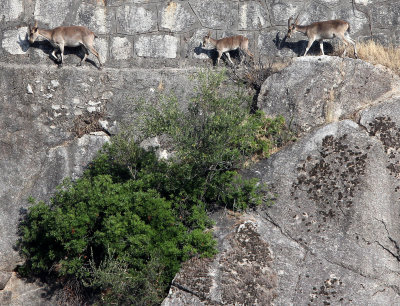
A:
0;273;54;306
0;273;11;291
162;212;277;305
0;62;199;304
165;118;400;305
251;119;400;304
258;56;400;134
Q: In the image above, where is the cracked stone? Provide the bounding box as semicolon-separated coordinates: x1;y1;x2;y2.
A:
245;117;400;304
0;272;11;290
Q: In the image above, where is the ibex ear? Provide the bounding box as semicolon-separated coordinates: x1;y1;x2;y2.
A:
34;20;38;28
207;30;211;37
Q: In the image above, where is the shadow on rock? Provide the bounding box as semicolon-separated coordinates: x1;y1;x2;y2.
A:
28;40;98;68
194;42;245;66
274;32;333;57
17;32;30;53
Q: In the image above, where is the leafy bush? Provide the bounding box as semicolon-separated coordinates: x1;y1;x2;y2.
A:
20;175;215;304
18;69;291;304
135;70;293;208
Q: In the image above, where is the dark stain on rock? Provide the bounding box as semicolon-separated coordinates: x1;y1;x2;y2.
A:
309;276;347;305
171;220;277;305
368;116;400;179
291;134;370;232
219;221;277;305
73;111;106;137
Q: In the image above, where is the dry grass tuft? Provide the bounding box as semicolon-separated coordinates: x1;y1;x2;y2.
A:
334;40;400;75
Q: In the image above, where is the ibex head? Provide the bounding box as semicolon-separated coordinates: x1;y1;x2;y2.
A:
287;14;299;38
28;20;39;44
202;31;211;48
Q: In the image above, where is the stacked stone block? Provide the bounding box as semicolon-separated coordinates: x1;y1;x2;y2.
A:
2;0;396;67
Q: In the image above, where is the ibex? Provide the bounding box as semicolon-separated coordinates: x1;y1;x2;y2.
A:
202;31;253;66
28;21;102;69
287;15;357;58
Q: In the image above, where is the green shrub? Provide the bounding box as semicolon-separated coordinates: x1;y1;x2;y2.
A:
82;248;167;305
18;69;291;304
20;173;216;304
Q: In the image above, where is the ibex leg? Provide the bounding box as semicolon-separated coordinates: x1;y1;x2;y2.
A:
344;33;358;58
79;45;89;66
319;40;324;55
88;45;102;68
217;50;222;65
58;44;65;65
338;34;353;58
225;52;234;65
304;38;315;56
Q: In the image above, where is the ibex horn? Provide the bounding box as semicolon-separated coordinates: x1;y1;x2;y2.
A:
288;16;293;28
294;13;300;25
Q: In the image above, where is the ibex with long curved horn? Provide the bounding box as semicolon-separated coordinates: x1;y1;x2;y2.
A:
287;15;357;58
28;21;102;69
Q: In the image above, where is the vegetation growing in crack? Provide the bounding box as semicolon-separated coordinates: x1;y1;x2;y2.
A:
229;59;291;113
17;70;291;305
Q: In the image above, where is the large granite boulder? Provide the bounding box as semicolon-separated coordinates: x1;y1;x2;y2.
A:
258;56;400;134
252;118;400;304
164;116;400;305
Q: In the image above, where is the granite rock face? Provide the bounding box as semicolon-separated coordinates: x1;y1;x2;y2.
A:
0;62;198;305
162;212;278;306
249;117;400;304
165;118;400;305
0;273;54;306
258;56;400;134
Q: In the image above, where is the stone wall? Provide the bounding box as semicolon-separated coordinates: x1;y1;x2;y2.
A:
1;0;399;68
